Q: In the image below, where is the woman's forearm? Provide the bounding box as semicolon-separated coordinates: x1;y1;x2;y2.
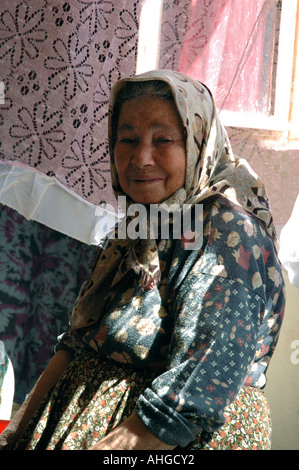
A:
0;349;74;449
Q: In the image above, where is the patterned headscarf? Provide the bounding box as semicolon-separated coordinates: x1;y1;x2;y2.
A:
109;70;274;228
70;69;275;329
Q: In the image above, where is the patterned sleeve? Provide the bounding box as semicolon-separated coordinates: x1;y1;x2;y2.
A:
136;202;285;447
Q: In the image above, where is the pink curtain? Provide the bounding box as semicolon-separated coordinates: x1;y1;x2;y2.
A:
176;0;277;114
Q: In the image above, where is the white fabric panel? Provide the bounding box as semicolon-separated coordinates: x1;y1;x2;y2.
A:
0;161;121;245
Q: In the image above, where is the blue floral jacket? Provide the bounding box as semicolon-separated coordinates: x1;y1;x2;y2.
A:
57;199;285;446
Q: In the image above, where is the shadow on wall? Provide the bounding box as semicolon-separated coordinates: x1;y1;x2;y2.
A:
265;273;299;450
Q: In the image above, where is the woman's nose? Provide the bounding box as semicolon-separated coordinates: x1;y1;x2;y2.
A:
131;143;155;167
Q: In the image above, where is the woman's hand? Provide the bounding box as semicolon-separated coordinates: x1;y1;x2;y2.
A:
89;411;175;451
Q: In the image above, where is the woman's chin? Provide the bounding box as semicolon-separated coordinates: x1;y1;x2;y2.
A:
132;197;162;205
127;191;165;205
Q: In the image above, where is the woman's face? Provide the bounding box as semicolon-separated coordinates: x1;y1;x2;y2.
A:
114;97;186;204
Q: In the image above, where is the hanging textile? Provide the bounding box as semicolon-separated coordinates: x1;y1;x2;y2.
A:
0;0;141;209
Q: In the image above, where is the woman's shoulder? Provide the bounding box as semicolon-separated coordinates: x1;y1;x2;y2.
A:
204;197;275;251
197;197;283;299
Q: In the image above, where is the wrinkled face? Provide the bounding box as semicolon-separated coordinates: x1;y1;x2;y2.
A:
114;97;186;204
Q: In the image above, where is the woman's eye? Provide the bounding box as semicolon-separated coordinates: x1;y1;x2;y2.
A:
119;138;137;144
155;137;173;144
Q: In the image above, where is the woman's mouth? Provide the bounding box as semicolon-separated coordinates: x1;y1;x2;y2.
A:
131;177;163;184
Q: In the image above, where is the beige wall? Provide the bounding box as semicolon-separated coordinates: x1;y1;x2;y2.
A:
265;272;299;450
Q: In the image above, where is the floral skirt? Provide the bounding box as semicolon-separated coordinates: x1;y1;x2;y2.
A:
14;351;271;450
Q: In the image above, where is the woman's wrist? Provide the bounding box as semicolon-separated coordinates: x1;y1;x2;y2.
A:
89;411;176;450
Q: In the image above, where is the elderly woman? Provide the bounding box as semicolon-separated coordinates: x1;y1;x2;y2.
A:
0;70;285;450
